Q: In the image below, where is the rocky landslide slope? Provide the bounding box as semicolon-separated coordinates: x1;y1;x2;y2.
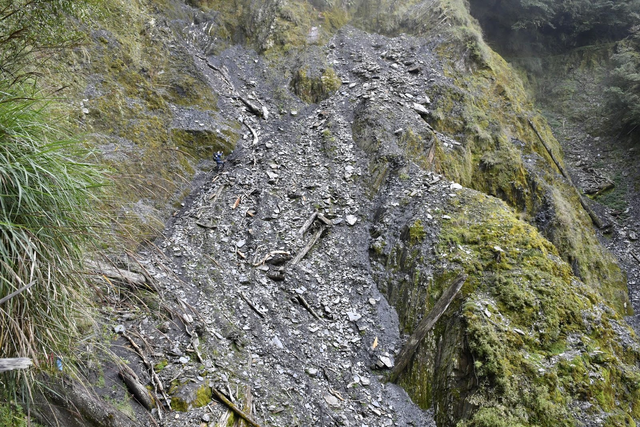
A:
38;0;640;426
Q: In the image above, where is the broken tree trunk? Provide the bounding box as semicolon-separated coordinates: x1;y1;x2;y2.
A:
388;274;467;383
290;226;326;267
0;358;32;372
119;365;155;411
528;119;603;229
211;387;262;427
85;260;148;289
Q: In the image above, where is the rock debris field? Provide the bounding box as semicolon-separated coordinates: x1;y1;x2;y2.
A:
102;26;470;427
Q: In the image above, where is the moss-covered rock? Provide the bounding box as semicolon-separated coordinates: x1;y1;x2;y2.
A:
170;382;212;412
290;66;341;104
373;186;640;426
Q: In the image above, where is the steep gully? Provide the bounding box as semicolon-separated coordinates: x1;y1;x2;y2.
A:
78;9;640;427
103;25;450;426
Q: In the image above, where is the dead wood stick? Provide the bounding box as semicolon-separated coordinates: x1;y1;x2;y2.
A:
239;97;264;118
631;251;640;265
253;251;290;266
528;119;603;229
243;119;259;146
196;221;217;229
206;254;223;269
296;295;324;322
240;292;265;318
119;365;154;411
197;55;235;91
85;260;148;288
298;212;318;236
0;281;36;306
316;213;333;226
212;387;262;427
236;386;254;427
388;274;467;383
592;181;615;197
190;336;204;364
208;185;226;204
122;332;171;409
290;226;326;267
0;358;32;372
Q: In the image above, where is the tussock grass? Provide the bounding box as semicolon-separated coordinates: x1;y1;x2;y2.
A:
0;86;104;382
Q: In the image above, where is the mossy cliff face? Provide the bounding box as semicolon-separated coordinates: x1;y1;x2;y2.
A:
371;183;640;426
51;0;240;245
404;0;629;314
192;0;630;313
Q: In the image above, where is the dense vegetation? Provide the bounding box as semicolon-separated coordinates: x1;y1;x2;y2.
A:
467;0;640;139
608;26;640;135
468;0;640;55
0;0;103;420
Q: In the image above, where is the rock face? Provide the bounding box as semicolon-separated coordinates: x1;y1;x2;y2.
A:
54;0;640;426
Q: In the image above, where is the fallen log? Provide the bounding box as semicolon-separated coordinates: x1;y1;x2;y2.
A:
85;260;148;289
290;226;326;267
211;387;262;427
388;274;467;383
528;119;603;229
0;358;32;372
119;365;155;411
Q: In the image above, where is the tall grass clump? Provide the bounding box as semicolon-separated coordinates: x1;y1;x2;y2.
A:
0;85;104;388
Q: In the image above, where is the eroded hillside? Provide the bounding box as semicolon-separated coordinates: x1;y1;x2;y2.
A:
25;0;640;426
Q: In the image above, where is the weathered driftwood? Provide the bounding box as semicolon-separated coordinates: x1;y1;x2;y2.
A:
241;292;265;318
528;119;603;229
388;274;467;383
121;332;171;409
119;365;155;411
296;295;324;322
212;387;262;427
85;260;148;288
0;357;32;372
236;386;254;427
0;281;36;306
298;211;318;236
290;226;326;267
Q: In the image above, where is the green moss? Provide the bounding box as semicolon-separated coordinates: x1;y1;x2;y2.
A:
409;219;426;244
422;16;630;314
433;191;640;426
291;67;342;104
376;185;639;425
0;402;27;427
154;359;168;372
170;384;212;412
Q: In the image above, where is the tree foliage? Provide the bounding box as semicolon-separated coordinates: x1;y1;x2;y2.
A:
0;0;87;83
607;26;640;135
469;0;640;55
